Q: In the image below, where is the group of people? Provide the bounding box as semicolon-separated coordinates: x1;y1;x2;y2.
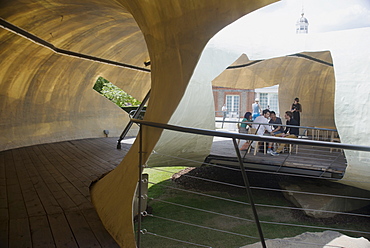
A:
240;97;302;156
252;97;302;124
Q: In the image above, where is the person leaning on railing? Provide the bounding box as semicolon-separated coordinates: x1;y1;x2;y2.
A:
271;111;299;156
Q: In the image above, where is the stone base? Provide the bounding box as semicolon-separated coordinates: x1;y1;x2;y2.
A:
279;179;370;218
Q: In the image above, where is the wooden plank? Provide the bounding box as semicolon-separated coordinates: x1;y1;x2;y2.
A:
45;143;92;193
0;151;9;248
48;213;78;248
81;208;120;248
57;141;114;179
9;218;31;248
6;179;28;220
82;138;126;164
65;210;100;247
0;208;7;221
30;215;56;247
0;220;8;248
19;148;63;215
0;151;8;223
13;148;46;217
59;180;92;210
0;152;6;208
39;144;92;209
67;139;121;172
241;145;347;174
28;146;79;212
38;144;92;206
53;142;100;183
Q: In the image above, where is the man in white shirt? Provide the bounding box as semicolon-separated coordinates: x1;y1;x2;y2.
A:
252;109;274;153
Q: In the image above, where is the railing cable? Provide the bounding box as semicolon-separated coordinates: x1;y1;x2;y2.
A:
148;214;260;240
148;182;370;219
135;119;370;247
148;197;370;236
147;167;370;202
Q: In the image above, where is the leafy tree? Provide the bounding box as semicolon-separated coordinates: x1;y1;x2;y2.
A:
93;76;106;93
94;77;141;107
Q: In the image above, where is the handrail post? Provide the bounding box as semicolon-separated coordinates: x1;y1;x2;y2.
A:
136;125;144;247
232;138;266;248
117;90;151;149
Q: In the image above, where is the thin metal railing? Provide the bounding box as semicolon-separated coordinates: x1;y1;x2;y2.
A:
133;119;370;152
133;118;370;247
218;119;337;134
218;119;339;143
117;90;150;149
232;137;266;247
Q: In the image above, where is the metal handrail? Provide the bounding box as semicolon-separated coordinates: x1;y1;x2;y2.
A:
135;118;268;247
217;120;337;132
117;90;150;149
132;119;370;152
133;118;370;247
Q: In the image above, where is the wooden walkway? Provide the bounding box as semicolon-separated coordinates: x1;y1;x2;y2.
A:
209;137;347;178
0;137;132;248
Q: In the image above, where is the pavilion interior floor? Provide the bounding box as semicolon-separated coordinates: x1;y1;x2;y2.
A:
0;137;129;248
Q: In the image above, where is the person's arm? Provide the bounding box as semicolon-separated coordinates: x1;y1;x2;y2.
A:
291;104;296;112
272;118;282;133
267;125;273;133
283;121;289;135
273;126;281;133
269;121;279;134
264;119;273;133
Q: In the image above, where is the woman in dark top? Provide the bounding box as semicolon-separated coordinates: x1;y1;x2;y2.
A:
291;97;302;125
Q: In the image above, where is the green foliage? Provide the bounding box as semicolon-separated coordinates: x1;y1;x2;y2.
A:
93;76;141;107
93;76;106;93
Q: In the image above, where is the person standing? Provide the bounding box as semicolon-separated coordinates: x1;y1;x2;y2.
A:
252;98;261;120
221;104;227;128
291;97;302;126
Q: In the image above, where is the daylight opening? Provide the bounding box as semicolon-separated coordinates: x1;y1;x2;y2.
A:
93;76;146;118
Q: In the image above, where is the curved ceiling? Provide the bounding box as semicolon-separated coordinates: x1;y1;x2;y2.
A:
0;0;151;151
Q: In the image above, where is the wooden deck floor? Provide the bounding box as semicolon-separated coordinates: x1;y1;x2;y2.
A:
0;137;132;248
209;137;347;178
